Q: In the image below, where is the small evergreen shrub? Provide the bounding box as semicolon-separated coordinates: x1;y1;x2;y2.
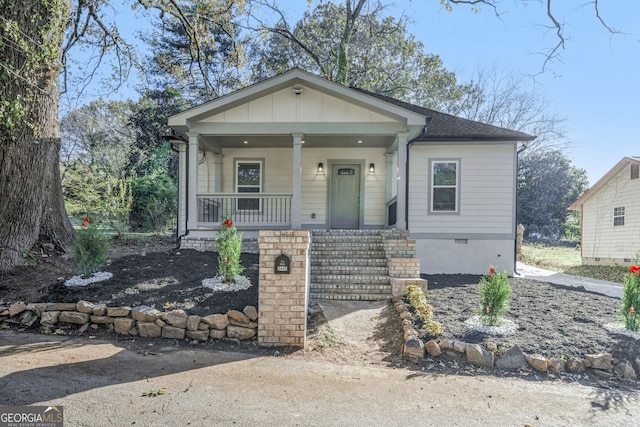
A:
477;266;511;326
74;219;110;276
405;284;442;337
620;265;640;331
216;217;244;283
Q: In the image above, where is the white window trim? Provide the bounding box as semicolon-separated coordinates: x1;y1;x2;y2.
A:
428;159;461;215
613;206;625;226
235;159;263;211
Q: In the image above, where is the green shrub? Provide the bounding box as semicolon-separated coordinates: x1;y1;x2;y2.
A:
129;173;176;232
74;221;110;276
477;266;511;326
620;265;640;331
405;284;442;337
216;217;244;283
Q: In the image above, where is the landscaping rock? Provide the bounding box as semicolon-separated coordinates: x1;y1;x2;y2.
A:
486;342;498;352
131;306;162;322
226;325;256;340
526;355;548;372
243;306;258;321
19;311;38;327
210;329;226;340
163;310;188;328
9;302;27;317
593;369;614;379
425;340;441;357
548;358;565;374
465;344;494;368
198;322;209;331
404;329;418;340
46;303;76;311
187;315;201;331
59;311;90;325
76;300;95;314
403;337;425;359
399;311;412;320
162;325;186;339
106;307;131;317
453;341;467;354
401;319;413;332
26;303;46;316
202;314;229;330
186;330;209;341
614;360;637;381
566;358;586;373
92;303;107;316
90;315;114;324
78;322;90;333
227;310;250;324
114;318;135;334
584;353;613;372
438;340;455;351
137;322;162;338
40;311;60;326
635;357;640;374
496;345;527;370
155;319;166;327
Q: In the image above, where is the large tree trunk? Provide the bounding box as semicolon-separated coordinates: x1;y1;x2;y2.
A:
0;0;75;271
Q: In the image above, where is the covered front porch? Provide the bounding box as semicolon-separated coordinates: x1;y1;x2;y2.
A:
168;69;426;238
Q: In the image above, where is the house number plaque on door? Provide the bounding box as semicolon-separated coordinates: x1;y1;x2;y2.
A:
275;254;291;274
337;168;355;175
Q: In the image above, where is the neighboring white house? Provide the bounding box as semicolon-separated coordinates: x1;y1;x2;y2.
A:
167;68;534;274
570;157;640;266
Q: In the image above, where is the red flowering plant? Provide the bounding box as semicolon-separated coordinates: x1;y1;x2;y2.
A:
620;264;640;331
215;216;244;283
476;266;511;326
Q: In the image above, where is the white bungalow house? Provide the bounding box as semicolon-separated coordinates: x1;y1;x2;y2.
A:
168;68;534;274
570;157;640;266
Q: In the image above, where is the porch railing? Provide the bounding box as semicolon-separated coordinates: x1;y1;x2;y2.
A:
386;197;397;227
197;193;292;226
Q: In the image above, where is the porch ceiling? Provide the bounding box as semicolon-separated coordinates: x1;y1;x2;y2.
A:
199;134;395;152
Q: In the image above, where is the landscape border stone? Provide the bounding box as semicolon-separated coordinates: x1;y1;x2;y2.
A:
1;300;258;344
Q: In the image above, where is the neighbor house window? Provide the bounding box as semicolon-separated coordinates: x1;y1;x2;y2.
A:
236;161;262;210
614;207;625;226
631;164;639;180
431;160;459;213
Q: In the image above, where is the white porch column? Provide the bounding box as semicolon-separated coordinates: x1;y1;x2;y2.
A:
213;153;223;192
187;134;200;230
385;153;394;202
291;133;304;229
396;132;409;230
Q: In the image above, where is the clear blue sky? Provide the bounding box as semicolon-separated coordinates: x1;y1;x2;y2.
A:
393;0;639;185
64;0;639;185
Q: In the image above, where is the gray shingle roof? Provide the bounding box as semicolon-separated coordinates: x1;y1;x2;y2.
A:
353;88;536;141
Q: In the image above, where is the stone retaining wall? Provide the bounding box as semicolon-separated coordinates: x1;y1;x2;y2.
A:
0;301;258;342
393;295;640;381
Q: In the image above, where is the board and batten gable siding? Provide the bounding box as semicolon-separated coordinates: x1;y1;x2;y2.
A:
581;163;640;264
199;87;398;125
408;144;516;234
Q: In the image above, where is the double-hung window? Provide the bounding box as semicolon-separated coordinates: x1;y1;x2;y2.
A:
236;161;262;211
430;160;459;213
614;207;625;226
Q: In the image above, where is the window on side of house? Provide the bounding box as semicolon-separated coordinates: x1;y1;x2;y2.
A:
430;160;459;213
236;161;262;211
631;164;639;180
614;207;625;226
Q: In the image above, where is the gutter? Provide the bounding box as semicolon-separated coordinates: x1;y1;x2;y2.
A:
404;121;430;229
513;142;529;275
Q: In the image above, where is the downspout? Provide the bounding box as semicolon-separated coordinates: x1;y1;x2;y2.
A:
166;133;189;249
404;123;429;229
513;142;528;275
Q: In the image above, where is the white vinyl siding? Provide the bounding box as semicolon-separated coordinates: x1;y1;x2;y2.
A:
409;144;516;234
582;163;640;262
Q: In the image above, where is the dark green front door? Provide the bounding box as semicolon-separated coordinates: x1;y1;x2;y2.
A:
330;164;360;229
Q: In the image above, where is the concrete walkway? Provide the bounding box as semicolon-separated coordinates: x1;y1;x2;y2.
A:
516;262;624;298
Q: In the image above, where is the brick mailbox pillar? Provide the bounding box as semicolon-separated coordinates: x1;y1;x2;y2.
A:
257;230;310;348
